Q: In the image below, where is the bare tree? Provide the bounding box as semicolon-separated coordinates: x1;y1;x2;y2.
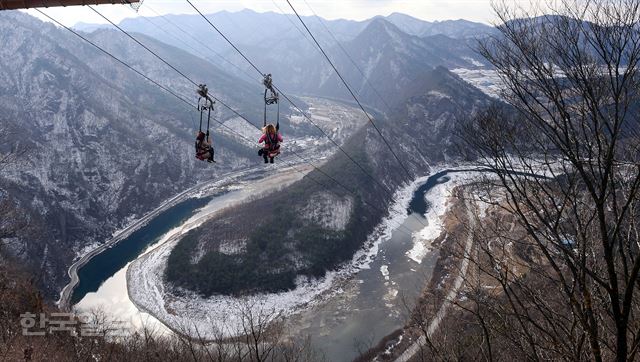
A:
0;121;29;255
238;298;286;362
456;0;640;361
0;122;22;171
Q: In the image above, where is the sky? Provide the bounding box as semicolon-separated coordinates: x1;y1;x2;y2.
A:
23;0;506;28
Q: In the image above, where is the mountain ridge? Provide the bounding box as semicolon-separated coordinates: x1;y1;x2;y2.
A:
74;9;494;40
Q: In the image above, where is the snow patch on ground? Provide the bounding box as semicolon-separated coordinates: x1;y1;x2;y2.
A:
289;115;305;125
426;90;451;100
471;190;494;219
451;68;503;98
407;171;480;264
218;239;247;255
383;287;399;309
300;192;353;231
380;265;390;281
73;241;101;261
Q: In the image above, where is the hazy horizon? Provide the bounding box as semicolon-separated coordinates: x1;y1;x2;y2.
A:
68;7;493;28
22;0;511;28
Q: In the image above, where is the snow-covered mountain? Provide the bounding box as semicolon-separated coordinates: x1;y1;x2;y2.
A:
385;13;496;38
302;18;490;110
0;11;267;297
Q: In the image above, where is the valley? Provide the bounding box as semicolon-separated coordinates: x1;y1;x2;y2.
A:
0;4;507;361
2;1;636;361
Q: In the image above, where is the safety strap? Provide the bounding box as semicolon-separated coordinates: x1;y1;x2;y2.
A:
265;132;281;152
205;105;211;141
263;74;279;128
264;89;268;127
198;105;204;133
196;84;214;141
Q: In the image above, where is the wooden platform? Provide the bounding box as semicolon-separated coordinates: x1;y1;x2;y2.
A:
0;0;140;10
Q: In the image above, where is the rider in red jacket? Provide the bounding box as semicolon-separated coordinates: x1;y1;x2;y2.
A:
195;131;214;163
258;124;282;163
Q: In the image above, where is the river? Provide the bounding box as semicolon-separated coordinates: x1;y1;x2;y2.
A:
290;171;452;361
72;169;462;361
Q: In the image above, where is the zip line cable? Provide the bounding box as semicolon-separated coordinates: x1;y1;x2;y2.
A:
143;4;258;84
39;8;420;238
269;0;316;47
184;0;263;76
134;12;216;70
202;114;419;237
34;9;195;110
301;0;395;114
88;5;199;87
184;0;398;196
271;86;393;192
300;0;433;172
88;6;261;134
285;0;413;179
271;0;369;105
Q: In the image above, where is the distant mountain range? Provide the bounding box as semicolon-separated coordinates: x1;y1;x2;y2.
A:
74;9;493;111
384;13;497;38
297;17;491;110
74;9;495;41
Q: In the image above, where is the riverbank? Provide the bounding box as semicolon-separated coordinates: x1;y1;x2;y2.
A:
57;166;260;310
392;186;479;361
357;182;487;361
